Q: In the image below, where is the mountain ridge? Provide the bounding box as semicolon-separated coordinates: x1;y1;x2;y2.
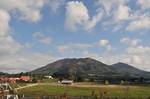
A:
30;58;150;79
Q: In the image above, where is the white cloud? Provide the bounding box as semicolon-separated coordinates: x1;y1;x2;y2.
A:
0;36;22;55
137;0;150;9
85;11;103;31
0;52;56;73
97;0;127;15
0;9;22;56
114;5;130;21
0;9;10;36
65;0;149;32
65;1;103;31
48;0;65;14
98;39;112;50
33;32;52;45
126;16;150;31
58;43;92;54
95;0;131;31
127;46;150;55
125;45;150;70
0;0;68;22
0;1;57;73
0;0;47;22
99;39;110;46
65;1;89;31
121;37;141;46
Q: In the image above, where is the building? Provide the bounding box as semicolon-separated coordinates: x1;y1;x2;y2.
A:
44;76;53;79
0;77;9;83
9;77;19;83
0;76;20;83
20;76;30;81
61;80;73;85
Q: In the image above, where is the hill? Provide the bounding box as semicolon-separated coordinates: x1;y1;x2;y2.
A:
111;62;150;78
30;58;150;79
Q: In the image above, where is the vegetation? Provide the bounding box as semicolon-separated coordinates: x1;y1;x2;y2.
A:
30;58;150;83
17;84;150;97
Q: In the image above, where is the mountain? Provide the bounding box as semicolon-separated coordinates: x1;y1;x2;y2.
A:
31;58;116;75
30;58;150;79
111;62;150;78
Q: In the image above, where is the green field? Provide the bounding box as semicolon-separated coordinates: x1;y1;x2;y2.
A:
16;84;150;97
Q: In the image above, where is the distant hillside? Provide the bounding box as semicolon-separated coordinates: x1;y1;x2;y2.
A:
111;62;150;78
30;58;150;79
31;58;115;74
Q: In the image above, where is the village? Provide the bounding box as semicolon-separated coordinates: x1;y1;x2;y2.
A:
0;74;75;99
0;76;31;83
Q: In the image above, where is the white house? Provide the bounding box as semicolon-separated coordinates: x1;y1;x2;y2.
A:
61;80;73;85
44;76;53;79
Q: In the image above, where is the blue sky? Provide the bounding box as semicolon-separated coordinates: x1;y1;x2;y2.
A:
0;0;150;73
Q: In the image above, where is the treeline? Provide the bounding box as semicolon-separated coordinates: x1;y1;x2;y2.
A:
1;72;150;84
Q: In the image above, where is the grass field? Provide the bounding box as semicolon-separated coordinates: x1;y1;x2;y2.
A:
16;84;150;98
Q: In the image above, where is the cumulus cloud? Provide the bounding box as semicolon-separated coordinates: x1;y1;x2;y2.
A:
96;0;150;32
85;11;103;31
95;0;132;31
65;1;103;31
0;9;10;36
0;36;22;56
99;39;110;46
0;0;67;22
0;9;22;56
64;0;150;32
127;46;150;55
33;32;52;45
0;0;47;22
0;0;59;73
97;0;126;15
48;0;65;14
0;52;56;73
65;1;89;31
58;43;92;54
137;0;150;9
126;45;150;70
98;39;112;50
121;37;141;46
114;4;130;21
126;16;150;31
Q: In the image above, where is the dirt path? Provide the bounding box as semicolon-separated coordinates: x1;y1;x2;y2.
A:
15;83;38;90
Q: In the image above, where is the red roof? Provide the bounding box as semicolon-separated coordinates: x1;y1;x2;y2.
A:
20;76;30;81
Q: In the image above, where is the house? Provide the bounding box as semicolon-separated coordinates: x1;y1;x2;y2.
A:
0;76;20;83
0;77;9;83
20;76;30;81
61;80;73;85
9;77;19;83
44;76;53;79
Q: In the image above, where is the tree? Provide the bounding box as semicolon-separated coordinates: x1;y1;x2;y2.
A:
139;76;144;83
104;80;109;85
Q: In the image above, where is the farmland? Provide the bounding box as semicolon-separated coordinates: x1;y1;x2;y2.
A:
16;83;150;98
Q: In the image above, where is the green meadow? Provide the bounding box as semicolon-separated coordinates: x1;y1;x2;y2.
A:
17;84;150;97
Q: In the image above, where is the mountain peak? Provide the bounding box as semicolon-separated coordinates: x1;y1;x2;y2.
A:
30;58;150;78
